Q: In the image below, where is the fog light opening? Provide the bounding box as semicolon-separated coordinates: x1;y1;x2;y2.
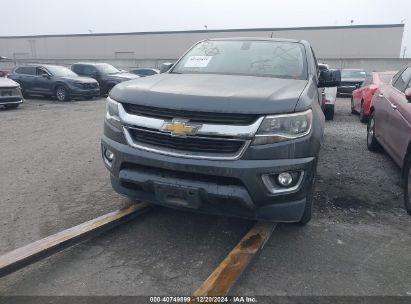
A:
103;147;114;166
104;149;114;161
262;170;304;194
277;172;293;187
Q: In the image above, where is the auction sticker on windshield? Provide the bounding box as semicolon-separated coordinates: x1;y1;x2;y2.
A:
184;56;212;68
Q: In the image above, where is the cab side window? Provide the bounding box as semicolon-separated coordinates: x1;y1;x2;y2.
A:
82;66;97;76
15;66;36;75
37;67;49;76
393;67;411;92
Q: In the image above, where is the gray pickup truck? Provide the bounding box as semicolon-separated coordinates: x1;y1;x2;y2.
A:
101;38;340;225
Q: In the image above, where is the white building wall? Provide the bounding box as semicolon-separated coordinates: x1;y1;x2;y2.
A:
0;25;404;62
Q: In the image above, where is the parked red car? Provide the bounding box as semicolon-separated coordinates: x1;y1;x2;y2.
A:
351;71;396;122
367;64;411;215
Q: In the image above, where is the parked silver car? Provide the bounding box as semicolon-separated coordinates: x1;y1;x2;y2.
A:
0;77;23;109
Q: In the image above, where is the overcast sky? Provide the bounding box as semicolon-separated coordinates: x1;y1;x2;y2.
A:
1;0;410;57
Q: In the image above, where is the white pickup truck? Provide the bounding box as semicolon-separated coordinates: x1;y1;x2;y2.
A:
319;63;337;120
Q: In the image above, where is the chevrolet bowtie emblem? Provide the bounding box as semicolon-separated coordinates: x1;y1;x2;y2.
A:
161;119;200;136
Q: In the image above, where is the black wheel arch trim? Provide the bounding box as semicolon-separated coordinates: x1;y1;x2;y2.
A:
54;82;70;93
403;143;411;178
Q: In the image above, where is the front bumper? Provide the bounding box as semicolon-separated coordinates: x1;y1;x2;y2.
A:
101;127;319;222
70;87;100;97
0;96;23;106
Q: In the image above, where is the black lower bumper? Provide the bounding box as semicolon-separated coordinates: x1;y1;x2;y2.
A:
102;134;318;222
70;88;100;98
0;97;23;106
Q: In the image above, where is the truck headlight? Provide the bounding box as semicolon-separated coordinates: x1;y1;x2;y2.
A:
106;97;122;129
252;109;312;145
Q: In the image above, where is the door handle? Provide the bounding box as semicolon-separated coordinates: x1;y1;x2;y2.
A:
391;103;397;110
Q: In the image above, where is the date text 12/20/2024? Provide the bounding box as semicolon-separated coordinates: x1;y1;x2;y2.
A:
149;296;257;303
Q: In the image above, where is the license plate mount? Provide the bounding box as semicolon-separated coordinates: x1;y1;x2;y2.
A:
1;91;12;96
154;182;201;209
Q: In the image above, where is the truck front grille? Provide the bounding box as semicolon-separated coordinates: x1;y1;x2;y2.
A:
126;127;246;156
81;83;98;89
122;103;259;125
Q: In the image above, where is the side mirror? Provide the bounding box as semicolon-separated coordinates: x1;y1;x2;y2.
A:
42;74;51;79
318;69;341;87
160;62;174;74
405;88;411;102
91;71;99;78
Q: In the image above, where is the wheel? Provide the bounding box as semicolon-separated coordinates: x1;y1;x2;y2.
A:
351;98;356;114
403;154;411;216
324;106;334;121
359;101;368;123
367;112;382;151
5;104;19;109
55;85;70;101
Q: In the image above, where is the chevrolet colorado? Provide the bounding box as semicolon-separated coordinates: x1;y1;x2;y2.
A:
101;38;340;224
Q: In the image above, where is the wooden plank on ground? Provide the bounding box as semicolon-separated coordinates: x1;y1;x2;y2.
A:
0;202;151;278
192;221;276;298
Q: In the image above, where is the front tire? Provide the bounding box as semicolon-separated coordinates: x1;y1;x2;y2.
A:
5;104;20;109
324;106;334;121
359;102;367;123
403;154;411;216
55;85;70;101
367;112;382;151
351;98;356;114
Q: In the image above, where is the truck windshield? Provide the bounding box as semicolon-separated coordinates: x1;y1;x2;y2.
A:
172;40;307;80
96;63;120;75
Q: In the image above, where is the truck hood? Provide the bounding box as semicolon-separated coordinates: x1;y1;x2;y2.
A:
0;77;19;88
110;74;308;114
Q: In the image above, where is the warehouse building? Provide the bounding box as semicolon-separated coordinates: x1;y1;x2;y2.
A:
0;24;408;71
